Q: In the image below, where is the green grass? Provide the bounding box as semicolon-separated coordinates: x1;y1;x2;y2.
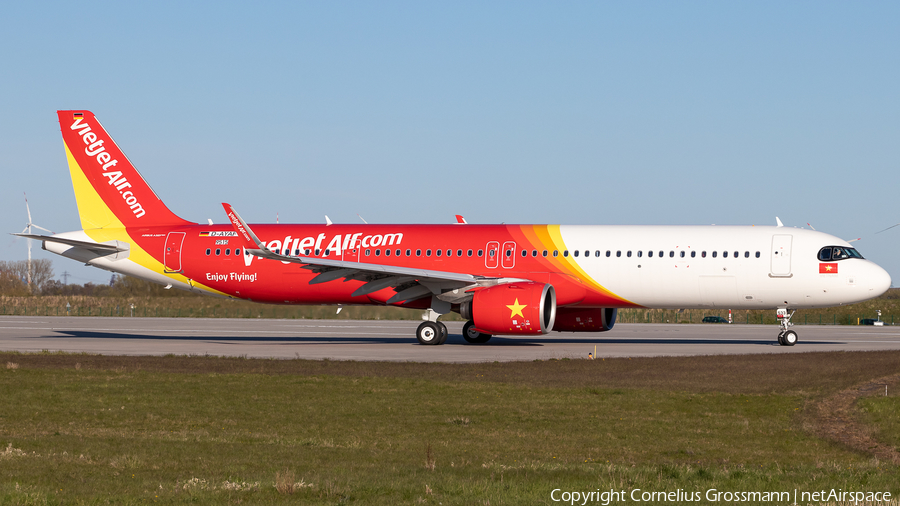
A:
859;396;900;451
1;353;899;504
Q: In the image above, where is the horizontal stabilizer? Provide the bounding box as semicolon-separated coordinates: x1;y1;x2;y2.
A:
12;233;127;253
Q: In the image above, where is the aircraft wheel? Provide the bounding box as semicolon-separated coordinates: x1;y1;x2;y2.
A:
777;332;785;346
436;322;448;345
781;330;798;346
416;322;441;345
463;321;492;344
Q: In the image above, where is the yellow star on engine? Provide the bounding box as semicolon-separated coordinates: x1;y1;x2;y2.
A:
507;298;526;319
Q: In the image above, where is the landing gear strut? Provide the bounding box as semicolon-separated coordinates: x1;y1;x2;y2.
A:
776;308;797;346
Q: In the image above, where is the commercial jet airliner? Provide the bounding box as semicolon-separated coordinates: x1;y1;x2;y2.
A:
16;111;892;347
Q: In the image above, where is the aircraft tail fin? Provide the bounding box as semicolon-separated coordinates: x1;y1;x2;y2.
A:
57;110;193;229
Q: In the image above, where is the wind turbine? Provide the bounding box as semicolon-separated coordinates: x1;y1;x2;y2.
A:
21;193;53;288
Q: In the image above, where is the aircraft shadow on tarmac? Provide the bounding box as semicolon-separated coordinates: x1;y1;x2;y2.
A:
47;330;836;347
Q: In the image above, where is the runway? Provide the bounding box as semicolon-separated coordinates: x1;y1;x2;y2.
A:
1;316;899;362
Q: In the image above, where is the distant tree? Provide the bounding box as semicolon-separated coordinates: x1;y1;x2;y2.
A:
0;260;54;294
0;268;29;296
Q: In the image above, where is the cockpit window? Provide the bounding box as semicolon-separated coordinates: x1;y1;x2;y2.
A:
818;246;864;261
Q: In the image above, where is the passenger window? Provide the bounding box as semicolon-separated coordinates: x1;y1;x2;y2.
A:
384;249;390;256
522;249;528;257
680;251;685;258
669;251;674;258
606;250;611;257
426;249;432;257
584;250;590;257
573;250;579;257
467;249;473;257
236;249;241;256
627;251;632;258
755;251;760;258
691;251;696;258
294;249;299;256
543;250;548;257
712;251;717;258
225;248;231;255
723;251;728;258
375;249;381;256
616;251;621;257
457;249;462;257
702;251;706;258
215;248;221;256
658;251;663;258
477;249;483;257
406;249;411;256
532;250;538;257
416;249;422;256
398;249;402;256
733;251;738;258
205;248;211;256
447;249;452;257
637;251;643;258
553;250;559;257
506;250;512;257
436;249;442;257
648;250;653;258
365;249;370;256
315;249;320;255
488;249;495;257
744;251;749;258
563;250;569;257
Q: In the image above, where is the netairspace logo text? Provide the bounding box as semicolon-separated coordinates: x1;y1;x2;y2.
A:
550;488;894;505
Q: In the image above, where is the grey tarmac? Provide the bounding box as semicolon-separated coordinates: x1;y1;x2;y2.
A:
1;316;899;362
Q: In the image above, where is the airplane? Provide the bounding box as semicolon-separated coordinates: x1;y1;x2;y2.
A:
16;110;892;347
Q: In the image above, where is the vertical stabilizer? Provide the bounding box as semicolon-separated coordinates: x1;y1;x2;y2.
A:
57;110;193;229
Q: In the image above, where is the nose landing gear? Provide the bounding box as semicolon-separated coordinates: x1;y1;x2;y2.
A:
776;308;797;346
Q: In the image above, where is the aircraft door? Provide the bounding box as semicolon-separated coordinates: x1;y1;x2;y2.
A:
164;232;186;273
501;241;517;269
485;241;500;269
770;234;792;277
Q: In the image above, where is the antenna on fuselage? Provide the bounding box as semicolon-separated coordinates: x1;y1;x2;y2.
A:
357;214;368;224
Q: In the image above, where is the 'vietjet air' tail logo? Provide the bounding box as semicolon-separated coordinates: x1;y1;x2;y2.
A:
70;116;145;218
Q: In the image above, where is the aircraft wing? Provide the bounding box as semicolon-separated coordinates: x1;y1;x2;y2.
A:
222;203;514;304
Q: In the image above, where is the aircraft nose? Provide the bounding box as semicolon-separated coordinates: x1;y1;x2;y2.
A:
867;261;892;297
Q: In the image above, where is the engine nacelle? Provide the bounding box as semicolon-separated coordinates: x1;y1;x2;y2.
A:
460;282;556;335
552;307;617;332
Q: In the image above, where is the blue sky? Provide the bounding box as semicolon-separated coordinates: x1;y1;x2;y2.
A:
2;1;898;286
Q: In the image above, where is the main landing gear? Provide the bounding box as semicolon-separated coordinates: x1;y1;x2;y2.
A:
416;321;448;345
776;308;798;346
462;321;492;344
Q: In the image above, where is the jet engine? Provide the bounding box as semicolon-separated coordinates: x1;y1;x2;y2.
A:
460;282;556;335
552;307;617;332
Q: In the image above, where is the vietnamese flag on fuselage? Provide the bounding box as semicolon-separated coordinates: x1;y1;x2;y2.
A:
819;263;838;274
